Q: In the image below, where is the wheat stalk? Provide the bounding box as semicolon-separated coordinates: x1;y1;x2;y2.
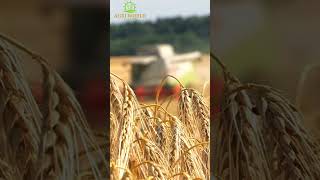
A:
110;74;210;179
0;33;107;180
212;53;320;180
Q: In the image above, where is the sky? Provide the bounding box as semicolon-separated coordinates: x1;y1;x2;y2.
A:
110;0;210;24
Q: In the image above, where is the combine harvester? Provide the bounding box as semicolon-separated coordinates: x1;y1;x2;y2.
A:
128;44;202;100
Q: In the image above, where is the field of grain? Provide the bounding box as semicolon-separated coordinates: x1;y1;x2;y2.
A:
110;74;210;179
110;55;210;114
3;23;320;179
110;55;210;87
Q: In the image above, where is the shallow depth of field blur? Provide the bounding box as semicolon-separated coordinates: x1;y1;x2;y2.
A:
110;17;210;114
0;0;107;130
213;0;320;135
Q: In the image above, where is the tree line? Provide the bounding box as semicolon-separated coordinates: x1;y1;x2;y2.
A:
111;15;209;55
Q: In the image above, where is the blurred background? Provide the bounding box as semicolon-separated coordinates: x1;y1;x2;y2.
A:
0;0;107;130
110;0;210;113
212;0;320;134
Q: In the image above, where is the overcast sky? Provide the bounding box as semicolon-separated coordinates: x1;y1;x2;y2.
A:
111;0;210;24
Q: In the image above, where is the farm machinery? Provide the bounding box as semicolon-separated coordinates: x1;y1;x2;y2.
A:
127;44;202;100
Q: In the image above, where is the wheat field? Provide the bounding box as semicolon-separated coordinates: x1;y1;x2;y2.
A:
110;74;210;179
3;31;320;180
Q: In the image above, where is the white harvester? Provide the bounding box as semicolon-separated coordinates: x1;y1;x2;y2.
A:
130;44;202;98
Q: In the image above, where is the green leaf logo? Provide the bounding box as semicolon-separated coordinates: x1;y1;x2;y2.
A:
124;1;137;13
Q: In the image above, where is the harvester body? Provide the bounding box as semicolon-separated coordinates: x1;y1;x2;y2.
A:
130;44;201;98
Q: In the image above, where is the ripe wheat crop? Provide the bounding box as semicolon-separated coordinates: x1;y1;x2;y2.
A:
211;54;320;180
4;31;319;180
110;74;210;179
0;33;107;179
